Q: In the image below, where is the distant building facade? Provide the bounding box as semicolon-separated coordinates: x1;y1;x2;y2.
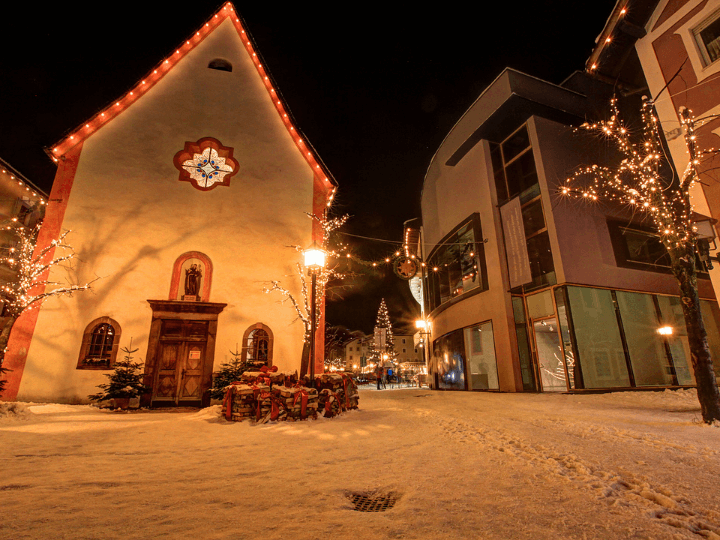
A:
344;335;372;371
419;68;720;393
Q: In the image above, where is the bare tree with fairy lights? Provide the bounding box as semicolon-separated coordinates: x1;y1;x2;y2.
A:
561;96;720;423
0;220;93;395
264;211;350;377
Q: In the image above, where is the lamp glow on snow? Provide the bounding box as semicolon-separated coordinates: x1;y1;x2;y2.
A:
303;241;326;388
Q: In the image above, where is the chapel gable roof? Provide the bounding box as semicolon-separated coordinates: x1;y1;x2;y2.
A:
46;2;337;192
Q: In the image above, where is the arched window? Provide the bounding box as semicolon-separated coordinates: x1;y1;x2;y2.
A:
208;58;233;72
89;324;114;358
77;317;122;369
240;323;274;367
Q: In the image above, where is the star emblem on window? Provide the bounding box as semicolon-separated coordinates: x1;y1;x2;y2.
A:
173;137;239;191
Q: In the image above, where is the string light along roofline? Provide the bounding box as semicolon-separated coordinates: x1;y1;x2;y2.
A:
586;1;631;73
0;157;49;205
44;2;337;194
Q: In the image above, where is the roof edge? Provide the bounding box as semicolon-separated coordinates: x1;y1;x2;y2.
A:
46;2;338;192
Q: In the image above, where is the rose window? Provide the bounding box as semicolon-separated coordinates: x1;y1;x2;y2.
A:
173;137;239;191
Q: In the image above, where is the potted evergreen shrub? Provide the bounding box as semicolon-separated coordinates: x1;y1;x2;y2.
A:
88;346;149;409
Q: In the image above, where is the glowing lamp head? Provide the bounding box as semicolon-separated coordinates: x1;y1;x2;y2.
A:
382;354;389;361
303;243;326;270
657;326;673;336
415;319;428;330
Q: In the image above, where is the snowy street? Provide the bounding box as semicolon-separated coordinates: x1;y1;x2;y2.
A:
1;388;719;540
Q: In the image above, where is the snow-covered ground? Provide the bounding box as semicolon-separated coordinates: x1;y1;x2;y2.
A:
1;388;719;540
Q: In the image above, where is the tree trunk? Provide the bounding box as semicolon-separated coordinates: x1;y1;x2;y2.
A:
0;316;18;360
0;316;19;395
299;341;309;379
671;247;720;423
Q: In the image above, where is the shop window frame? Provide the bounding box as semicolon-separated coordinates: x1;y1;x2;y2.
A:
426;213;489;315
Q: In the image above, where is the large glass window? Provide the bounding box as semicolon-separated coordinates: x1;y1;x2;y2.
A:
427;215;488;312
490;125;537;203
432;330;466;390
566;286;631;388
512;297;537;392
700;300;720;383
656;295;694;385
554;288;579;389
432;322;499;391
493;125;555;292
616;291;674;386
463;321;499;390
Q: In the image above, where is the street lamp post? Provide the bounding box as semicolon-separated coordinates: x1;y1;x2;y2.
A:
416;318;431;388
303;242;326;389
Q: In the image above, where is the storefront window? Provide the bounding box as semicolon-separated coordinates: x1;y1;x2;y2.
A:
512;297;537;392
554;288;579;389
700;300;720;382
655;295;694;385
567;286;630;389
433;330;466;390
427;215;488;312
463;321;499;390
616;291;674;386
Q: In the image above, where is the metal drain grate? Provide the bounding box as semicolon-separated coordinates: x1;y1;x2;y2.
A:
347;491;399;512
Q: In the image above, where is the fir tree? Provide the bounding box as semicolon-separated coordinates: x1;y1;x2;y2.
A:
370;298;397;362
88;347;149;403
210;348;253;399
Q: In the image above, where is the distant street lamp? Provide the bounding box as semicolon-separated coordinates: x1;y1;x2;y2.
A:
303;242;326;388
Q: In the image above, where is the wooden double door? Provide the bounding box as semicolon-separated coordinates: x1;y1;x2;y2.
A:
152;319;209;406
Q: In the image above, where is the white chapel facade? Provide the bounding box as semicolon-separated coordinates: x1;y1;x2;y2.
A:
3;3;334;405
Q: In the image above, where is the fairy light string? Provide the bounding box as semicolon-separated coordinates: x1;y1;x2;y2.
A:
0;221;92;321
561;96;718;257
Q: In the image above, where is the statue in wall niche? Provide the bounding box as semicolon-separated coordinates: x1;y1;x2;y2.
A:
184;263;202;300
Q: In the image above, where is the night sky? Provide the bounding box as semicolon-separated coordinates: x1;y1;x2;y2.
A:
0;2;616;334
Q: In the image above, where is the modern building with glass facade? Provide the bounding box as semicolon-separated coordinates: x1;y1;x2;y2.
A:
419;68;720;393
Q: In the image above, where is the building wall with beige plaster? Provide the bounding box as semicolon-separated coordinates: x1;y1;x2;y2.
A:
16;19;317;402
